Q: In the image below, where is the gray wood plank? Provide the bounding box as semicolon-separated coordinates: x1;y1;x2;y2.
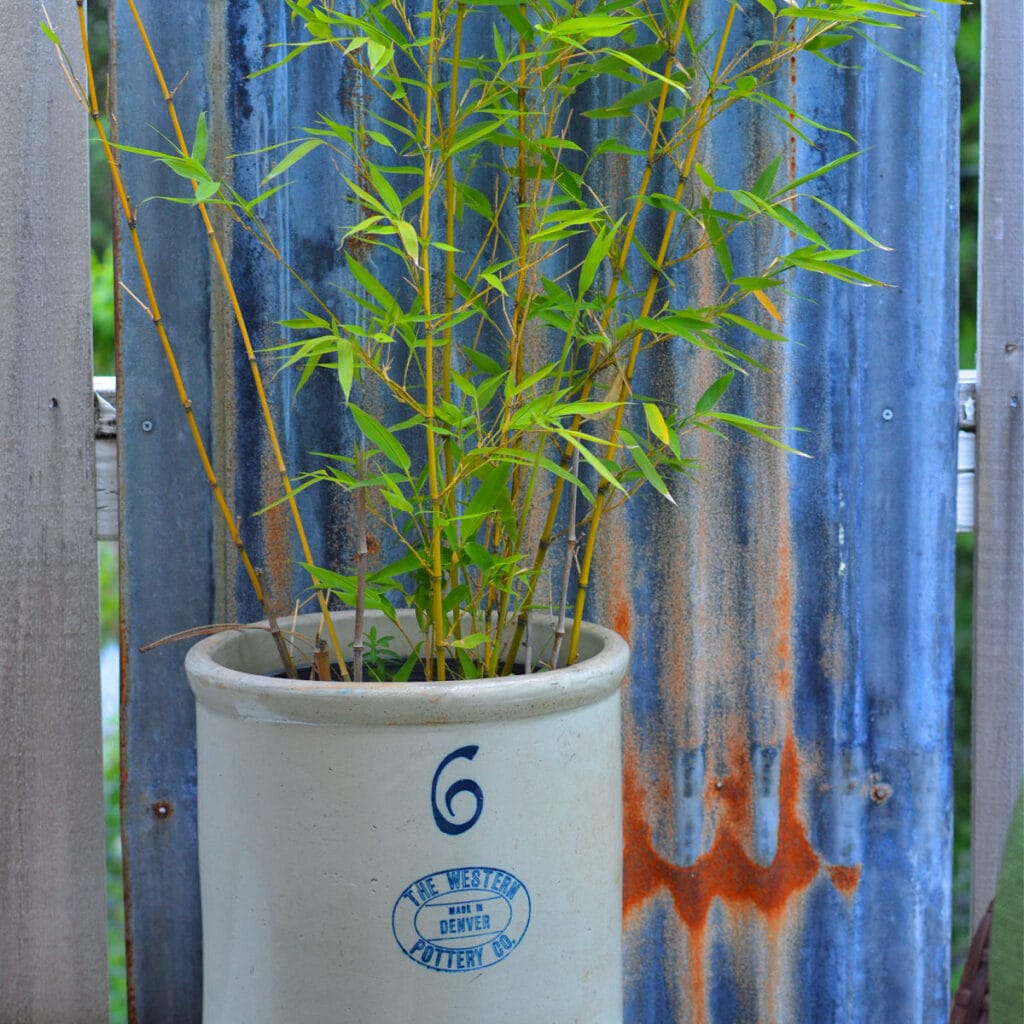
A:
0;2;109;1021
973;0;1024;927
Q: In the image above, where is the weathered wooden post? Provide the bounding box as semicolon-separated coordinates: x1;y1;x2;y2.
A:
973;0;1024;925
0;2;108;1020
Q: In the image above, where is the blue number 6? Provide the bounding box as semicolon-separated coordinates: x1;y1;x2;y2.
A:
431;745;483;835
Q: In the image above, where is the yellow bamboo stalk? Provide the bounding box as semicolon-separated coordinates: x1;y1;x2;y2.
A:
501;0;697;670
443;3;470;648
565;4;739;663
72;0;299;678
421;0;446;679
123;0;350;679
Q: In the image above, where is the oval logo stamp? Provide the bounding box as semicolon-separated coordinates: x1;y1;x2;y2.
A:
392;866;531;973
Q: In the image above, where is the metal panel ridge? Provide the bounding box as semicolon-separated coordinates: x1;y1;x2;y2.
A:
114;0;212;1018
608;3;959;1022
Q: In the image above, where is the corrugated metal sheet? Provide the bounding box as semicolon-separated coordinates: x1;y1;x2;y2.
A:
114;1;958;1021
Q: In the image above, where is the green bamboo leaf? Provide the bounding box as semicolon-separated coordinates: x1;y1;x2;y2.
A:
345;252;397;311
623;434;676;505
336;336;355;401
731;190;828;247
450;116;516;157
450;633;490;650
542;15;638;39
366;38;392;74
784;249;880;285
367;165;402;216
157;154;210;182
454;182;493;221
193;179;221;202
694;163;717;191
462;540;494;571
191;112;209;165
555;431;626;495
702;208;733;281
806;33;854;52
751;155;783;200
239;182;288;215
731;75;758;98
547;400;620;422
395;219;420;266
643;403;670;445
695;372;735;416
772;150;862;197
465;462;513;524
586;80;664;120
263;139;321;184
350;405;411;473
579;224;615;295
705;412;808;457
719;313;788;344
805;195;894;250
344;176;390;217
591;139;647;159
508;362;558;398
461;347;503;377
480;270;508;295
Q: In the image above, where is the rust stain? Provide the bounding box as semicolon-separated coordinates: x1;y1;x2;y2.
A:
260;440;293;615
150;799;173;821
343;233;374;261
827;864;862;896
598;507;634;645
624;734;817;928
625;730;862;1015
611;586;633;645
788;27;798;196
771;532;794;700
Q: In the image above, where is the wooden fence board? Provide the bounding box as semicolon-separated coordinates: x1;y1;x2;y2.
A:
973;0;1024;927
0;3;108;1020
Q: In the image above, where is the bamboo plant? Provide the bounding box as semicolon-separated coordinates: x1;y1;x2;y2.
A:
57;0;954;681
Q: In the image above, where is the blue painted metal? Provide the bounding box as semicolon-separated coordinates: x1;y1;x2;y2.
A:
114;2;958;1021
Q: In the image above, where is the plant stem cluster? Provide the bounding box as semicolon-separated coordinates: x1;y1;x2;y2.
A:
54;0;949;679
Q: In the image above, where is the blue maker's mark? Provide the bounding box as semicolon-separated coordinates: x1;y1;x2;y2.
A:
392;866;531;973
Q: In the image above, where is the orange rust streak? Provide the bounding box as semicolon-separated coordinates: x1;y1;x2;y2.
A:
261;445;293;614
827;864;862;896
625;734;858;932
773;534;795;698
612;594;632;646
602;511;634;643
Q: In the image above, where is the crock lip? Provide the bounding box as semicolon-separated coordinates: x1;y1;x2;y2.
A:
185;610;629;726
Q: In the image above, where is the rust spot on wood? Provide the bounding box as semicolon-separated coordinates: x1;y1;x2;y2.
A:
150;799;173;821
